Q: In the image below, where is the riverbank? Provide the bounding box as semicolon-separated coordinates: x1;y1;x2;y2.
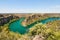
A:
9;17;60;34
22;13;60;26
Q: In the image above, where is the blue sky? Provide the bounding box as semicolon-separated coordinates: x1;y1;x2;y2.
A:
0;0;60;13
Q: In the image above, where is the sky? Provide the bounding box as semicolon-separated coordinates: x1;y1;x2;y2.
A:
0;0;60;13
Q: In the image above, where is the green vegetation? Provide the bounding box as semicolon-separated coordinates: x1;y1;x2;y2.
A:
27;20;60;40
0;19;20;40
0;17;60;40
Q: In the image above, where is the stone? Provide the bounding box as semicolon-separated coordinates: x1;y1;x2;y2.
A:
33;35;44;40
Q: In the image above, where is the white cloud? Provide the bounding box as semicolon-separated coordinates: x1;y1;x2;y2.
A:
46;5;60;13
0;5;60;13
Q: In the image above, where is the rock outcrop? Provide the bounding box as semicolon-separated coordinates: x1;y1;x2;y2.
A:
0;15;14;26
33;35;44;40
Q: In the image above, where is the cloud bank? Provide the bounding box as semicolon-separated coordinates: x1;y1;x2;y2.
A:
0;5;60;13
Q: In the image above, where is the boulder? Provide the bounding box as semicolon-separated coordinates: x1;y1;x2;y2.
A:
33;35;44;40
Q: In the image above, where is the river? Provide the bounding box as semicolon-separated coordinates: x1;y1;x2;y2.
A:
9;17;60;34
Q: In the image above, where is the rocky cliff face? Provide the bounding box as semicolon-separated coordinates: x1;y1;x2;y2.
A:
22;13;60;26
22;14;44;26
0;15;13;26
0;14;19;26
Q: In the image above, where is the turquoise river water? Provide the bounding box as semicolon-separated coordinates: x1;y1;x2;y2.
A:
9;17;60;34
